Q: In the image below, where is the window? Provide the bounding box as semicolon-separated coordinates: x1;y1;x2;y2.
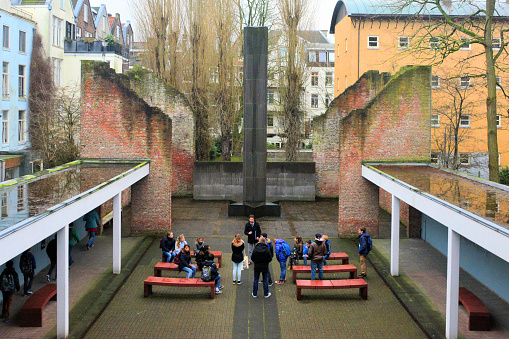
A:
492;37;501;50
280;48;286;58
2;62;8;98
267;115;274;127
430;37;441;50
460;37;471;50
318;51;327;63
1;192;8;218
308;51;317;62
460;76;471;89
76;27;82;38
328;51;334;63
2;25;9;49
431;75;440;89
52;58;62;86
367;36;379;49
19;31;26;53
85;31;93;38
497;114;501;127
267;90;274;104
325;97;330;107
311;72;318;86
459;114;470;127
18;110;26;142
84;4;89;22
345;38;347;52
337;43;340;57
431;152;438;164
116;27;120;40
431;114;440;127
52;16;63;47
18;65;26;98
325;72;333;87
496;76;502;90
398;36;409;49
311;94;318;108
60;0;64;9
2;111;8;144
459;153;470;165
17;185;26;212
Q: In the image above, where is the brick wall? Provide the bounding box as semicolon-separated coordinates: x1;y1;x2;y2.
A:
127;70;195;197
337;66;431;237
313;71;390;198
81;62;172;234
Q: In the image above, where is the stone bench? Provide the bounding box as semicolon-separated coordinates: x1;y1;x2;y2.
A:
292;264;357;283
296;279;367;300
459;287;491;331
20;284;57;327
144;276;216;299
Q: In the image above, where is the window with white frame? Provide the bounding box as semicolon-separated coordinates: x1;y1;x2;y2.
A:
459;114;470;127
431;152;438;164
492;37;501;50
18;110;26;142
2;25;9;49
19;31;26;53
319;51;327;63
430;37;441;50
431;114;440;127
460;76;471;89
431;75;440;89
497;114;501;127
325;72;333;87
52;16;63;47
311;72;318;86
1;192;8;218
84;4;89;22
367;36;379;49
60;0;64;9
76;27;82;38
311;94;318;108
308;51;316;62
18;65;26;98
267;90;274;104
2;62;9;98
459;153;470;165
398;36;409;49
496;76;502;90
2;111;8;144
85;31;93;38
460;37;471;50
52;58;62;86
116;27;120;40
328;51;334;63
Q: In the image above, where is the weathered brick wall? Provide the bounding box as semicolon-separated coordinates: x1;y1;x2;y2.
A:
338;66;431;237
81;62;172;234
379;188;410;225
313;71;390;198
127;70;195;197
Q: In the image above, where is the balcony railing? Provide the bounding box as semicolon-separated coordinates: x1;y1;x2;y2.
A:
64;40;124;56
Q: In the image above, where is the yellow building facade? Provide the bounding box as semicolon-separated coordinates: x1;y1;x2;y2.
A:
330;0;509;177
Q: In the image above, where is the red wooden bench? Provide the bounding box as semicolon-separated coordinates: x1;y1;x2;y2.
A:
327;252;349;264
162;251;222;267
296;279;367;300
144;276;216;299
154;263;198;277
20;284;57;327
459;287;491;331
292;265;357;283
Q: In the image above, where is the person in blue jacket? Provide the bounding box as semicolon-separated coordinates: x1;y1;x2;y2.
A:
302;240;312;265
274;238;290;284
84;209;101;250
358;228;371;278
322;235;331;266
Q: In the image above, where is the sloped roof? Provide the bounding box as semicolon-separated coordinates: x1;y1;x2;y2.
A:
330;0;509;33
298;31;331;44
93;4;106;28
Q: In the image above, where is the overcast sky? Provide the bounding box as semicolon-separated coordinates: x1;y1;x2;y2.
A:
93;0;338;41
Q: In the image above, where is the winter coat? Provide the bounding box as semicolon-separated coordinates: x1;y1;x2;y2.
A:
275;239;290;262
359;233;371;256
69;228;80;246
19;251;36;274
194;241;204;253
83;210;100;232
244;221;261;244
196;250;214;270
295;241;304;257
0;267;20;292
46;238;57;262
265;239;274;257
161;236;176;253
231;241;245;264
324;240;331;258
251;243;272;272
308;239;327;263
178;250;192;272
303;244;310;257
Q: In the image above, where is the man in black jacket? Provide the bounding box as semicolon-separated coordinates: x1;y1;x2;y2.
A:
1;260;20;323
251;236;272;298
244;214;261;264
162;232;176;263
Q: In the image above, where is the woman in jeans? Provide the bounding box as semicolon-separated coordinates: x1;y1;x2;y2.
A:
178;245;196;278
231;234;245;284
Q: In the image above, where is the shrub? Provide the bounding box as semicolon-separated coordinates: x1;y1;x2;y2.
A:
501;167;509;186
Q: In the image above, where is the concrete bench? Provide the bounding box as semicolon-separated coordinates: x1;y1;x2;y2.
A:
296;279;367;300
459;287;491;331
327;252;349;264
162;251;222;267
20;284;57;327
154;263;198;277
144;276;216;299
292;264;357;283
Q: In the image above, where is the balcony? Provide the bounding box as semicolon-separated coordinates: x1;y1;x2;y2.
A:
64;40;124;57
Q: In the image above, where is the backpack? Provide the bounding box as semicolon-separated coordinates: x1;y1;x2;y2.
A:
20;253;33;274
159;237;165;249
1;273;14;292
366;236;373;252
281;241;291;258
201;260;217;282
173;252;181;265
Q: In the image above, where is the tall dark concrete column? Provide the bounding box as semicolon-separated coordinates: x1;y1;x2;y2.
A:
243;27;268;204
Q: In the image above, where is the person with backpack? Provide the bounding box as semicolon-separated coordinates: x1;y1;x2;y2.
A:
358;228;372;279
46;236;57;282
201;260;224;294
178;245;196;278
261;233;274;286
322;235;331;266
1;260;20;323
244;215;261;265
69;223;80;266
161;232;176;263
274;238;291;284
19;248;36;295
84;208;101;250
308;233;327;280
231;234;245;284
195;245;214;270
302;240;312;266
288;236;303;270
251;236;272;298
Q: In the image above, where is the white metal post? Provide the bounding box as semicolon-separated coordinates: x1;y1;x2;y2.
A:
391;195;400;276
113;193;122;274
446;228;460;339
56;225;69;338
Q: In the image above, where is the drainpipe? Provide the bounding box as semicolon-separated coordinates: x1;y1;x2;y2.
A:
357;19;361;79
48;4;52;59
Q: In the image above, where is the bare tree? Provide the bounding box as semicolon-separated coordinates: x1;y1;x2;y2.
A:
238;0;276;27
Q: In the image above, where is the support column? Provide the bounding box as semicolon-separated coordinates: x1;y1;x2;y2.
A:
56;226;69;338
446;228;460;339
113;193;122;274
391;195;400;276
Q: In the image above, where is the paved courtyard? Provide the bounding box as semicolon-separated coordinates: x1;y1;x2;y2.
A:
0;198;507;338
